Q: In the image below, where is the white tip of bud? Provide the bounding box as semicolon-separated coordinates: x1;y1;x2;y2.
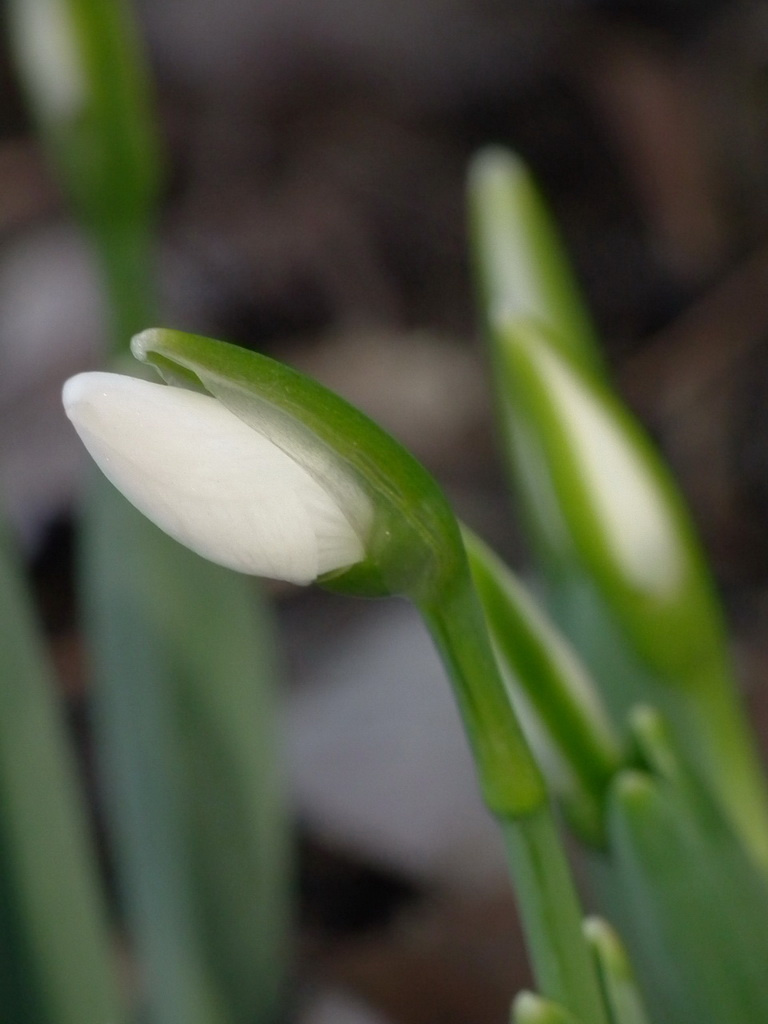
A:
63;372;368;584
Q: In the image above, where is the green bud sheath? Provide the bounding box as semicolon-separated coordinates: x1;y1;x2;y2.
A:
494;317;768;870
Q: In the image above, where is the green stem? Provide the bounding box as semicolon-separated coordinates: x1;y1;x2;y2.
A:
503;808;609;1024
418;570;607;1022
419;572;546;817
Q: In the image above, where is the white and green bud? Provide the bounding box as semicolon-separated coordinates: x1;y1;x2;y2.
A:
63;328;470;601
494;316;727;688
63;371;370;586
118;328;468;601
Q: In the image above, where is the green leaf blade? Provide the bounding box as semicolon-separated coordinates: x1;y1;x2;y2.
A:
0;519;125;1024
83;477;291;1024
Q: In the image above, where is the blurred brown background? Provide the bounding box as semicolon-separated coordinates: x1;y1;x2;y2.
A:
3;2;768;1021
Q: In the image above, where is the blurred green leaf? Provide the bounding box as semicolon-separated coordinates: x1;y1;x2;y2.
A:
83;478;291;1024
0;517;124;1024
8;0;160;343
604;709;768;1024
583;917;651;1024
501;809;609;1024
12;6;292;1019
492;317;725;682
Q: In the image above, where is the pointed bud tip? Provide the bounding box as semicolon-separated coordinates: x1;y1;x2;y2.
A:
61;370;368;585
63;370;130;420
512;991;575;1024
469;146;528;191
62;371;89;415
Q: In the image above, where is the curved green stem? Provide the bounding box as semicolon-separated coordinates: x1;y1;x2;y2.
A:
417;569;607;1023
419;573;546;817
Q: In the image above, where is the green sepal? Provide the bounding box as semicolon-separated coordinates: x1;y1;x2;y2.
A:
0;516;125;1024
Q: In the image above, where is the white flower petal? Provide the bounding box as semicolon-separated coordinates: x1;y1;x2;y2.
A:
63;372;368;584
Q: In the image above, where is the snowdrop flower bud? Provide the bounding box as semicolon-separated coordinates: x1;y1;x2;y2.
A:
495;317;726;684
64;328;548;817
63;328;463;599
63;372;370;585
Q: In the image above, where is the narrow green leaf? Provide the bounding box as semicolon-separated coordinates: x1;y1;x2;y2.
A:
0;517;124;1024
583;918;651;1024
465;527;623;842
605;714;768;1024
502;808;609;1024
83;477;291;1024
